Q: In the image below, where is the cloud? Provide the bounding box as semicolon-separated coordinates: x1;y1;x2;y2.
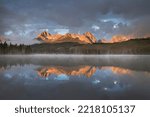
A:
0;5;13;34
0;4;27;34
0;0;150;43
54;29;69;34
92;25;100;31
3;0;150;26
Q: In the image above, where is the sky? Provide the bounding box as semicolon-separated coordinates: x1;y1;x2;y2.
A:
0;0;150;44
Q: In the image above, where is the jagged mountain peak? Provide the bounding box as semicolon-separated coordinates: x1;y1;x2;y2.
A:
84;32;97;43
40;31;51;37
35;32;97;44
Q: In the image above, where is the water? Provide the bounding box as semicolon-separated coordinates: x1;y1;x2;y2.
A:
0;55;150;100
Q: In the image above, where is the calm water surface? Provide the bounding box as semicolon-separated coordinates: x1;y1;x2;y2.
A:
0;55;150;100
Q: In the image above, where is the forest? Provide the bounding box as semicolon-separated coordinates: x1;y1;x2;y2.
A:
0;42;32;54
0;38;150;54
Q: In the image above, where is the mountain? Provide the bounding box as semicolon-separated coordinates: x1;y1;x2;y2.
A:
0;36;8;43
35;31;97;44
101;35;131;43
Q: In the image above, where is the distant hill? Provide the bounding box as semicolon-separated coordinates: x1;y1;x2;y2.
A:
31;38;150;54
0;36;9;43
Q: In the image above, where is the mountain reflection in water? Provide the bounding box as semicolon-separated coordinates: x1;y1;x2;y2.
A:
37;66;97;78
0;55;150;100
37;66;134;78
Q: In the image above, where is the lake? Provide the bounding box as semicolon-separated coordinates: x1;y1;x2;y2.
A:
0;55;150;100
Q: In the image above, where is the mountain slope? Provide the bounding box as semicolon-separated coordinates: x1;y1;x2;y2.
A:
35;31;97;44
31;38;150;54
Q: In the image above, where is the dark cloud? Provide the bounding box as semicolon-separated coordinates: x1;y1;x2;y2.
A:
0;4;27;34
131;16;150;37
0;0;150;43
0;5;13;34
3;0;150;26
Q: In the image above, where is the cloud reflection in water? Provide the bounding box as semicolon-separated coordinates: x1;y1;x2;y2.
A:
0;55;150;99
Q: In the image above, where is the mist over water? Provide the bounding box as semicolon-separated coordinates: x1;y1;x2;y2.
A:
0;55;150;100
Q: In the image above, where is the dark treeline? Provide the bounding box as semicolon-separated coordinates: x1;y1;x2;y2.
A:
0;38;150;54
0;42;32;54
